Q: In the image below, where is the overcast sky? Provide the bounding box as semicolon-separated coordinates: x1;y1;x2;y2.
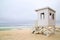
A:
0;0;60;25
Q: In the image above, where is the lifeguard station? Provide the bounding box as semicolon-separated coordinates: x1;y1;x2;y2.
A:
32;7;56;36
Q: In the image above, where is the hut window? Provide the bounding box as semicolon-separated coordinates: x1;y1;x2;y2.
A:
49;13;52;19
40;13;44;19
52;14;54;19
50;13;51;16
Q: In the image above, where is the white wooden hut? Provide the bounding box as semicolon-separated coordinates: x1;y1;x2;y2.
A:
32;7;56;36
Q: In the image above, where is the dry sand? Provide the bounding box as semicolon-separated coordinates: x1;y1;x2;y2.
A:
0;28;60;40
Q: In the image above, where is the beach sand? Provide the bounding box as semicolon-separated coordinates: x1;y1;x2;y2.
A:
0;28;60;40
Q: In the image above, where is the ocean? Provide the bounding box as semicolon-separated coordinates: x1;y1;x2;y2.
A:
0;21;60;31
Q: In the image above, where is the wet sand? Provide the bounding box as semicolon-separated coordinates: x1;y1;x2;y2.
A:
0;28;60;40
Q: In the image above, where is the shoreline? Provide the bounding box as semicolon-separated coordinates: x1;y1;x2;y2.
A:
0;26;60;31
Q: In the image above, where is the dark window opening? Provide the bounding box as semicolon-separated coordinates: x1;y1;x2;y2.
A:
50;13;51;15
41;13;44;15
52;14;54;19
40;13;44;19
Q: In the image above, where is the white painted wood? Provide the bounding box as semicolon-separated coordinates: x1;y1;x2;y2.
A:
33;7;56;36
